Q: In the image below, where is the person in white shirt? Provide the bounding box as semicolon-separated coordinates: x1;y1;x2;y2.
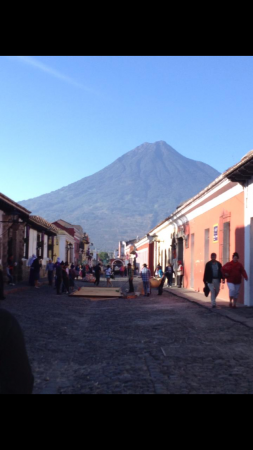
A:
105;265;112;287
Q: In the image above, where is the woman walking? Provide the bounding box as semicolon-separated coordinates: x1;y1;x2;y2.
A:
31;256;41;289
222;252;248;308
105;265;112;287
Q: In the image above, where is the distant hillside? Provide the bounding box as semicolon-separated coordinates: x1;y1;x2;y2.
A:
19;141;220;251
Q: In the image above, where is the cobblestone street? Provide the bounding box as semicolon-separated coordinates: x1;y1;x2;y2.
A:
2;276;253;394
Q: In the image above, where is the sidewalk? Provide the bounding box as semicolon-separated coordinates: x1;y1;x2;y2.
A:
163;284;253;329
2;277;49;297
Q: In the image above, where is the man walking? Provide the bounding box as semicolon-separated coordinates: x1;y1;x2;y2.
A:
140;263;151;296
127;263;134;293
94;263;101;286
165;262;174;287
203;253;224;308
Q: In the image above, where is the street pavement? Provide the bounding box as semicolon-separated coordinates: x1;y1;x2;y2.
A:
1;275;253;394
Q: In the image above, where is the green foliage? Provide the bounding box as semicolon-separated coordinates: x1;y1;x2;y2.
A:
98;252;109;261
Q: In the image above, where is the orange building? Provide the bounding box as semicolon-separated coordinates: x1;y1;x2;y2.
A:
179;181;245;302
121;151;253;305
145;151;253;305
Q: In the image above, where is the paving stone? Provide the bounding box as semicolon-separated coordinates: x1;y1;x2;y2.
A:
2;276;253;394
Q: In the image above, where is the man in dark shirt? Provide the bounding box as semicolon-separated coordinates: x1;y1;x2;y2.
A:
0;308;34;394
127;263;134;293
94;263;101;286
203;253;224;308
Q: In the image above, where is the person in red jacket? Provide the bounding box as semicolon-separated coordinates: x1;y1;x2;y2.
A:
221;252;248;308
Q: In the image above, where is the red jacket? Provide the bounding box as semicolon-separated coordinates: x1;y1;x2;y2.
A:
221;261;248;284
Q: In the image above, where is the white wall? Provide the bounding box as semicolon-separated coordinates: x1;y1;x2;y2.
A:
29;229;37;259
245;179;253;306
59;235;66;262
136;248;148;270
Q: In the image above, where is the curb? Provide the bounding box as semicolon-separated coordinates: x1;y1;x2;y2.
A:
163;287;253;329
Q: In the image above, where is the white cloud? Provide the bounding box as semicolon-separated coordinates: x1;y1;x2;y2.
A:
7;56;98;94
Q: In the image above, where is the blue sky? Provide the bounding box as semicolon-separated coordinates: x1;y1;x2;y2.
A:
1;55;253;202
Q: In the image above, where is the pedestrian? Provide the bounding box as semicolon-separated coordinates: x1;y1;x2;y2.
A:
140;263;151;296
81;265;86;279
157;265;165;295
53;257;61;289
221;252;248;308
6;255;15;286
120;265;124;277
31;256;41;289
28;254;36;286
46;259;54;286
165;262;174;287
94;263;101;286
127;263;134;293
69;264;79;292
105;265;112;287
0;308;34;394
55;262;63;295
0;265;6;300
203;253;225;309
61;262;70;294
177;261;184;287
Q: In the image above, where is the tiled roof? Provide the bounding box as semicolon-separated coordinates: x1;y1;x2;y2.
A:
29;215;58;234
0;192;31;215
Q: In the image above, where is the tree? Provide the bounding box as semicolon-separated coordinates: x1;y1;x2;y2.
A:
98;252;109;262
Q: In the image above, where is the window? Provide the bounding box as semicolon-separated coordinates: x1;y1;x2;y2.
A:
223;222;230;264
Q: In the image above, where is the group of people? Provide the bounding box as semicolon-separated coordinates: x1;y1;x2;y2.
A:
48;258;88;295
203;252;248;308
27;256;94;294
44;252;249;307
135;252;248;307
1;250;249;307
138;260;183;297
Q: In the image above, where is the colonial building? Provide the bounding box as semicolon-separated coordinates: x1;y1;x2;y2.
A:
52;219;90;265
134;235;155;275
143;150;253;305
0;192;89;283
23;215;58;280
0;192;31;281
